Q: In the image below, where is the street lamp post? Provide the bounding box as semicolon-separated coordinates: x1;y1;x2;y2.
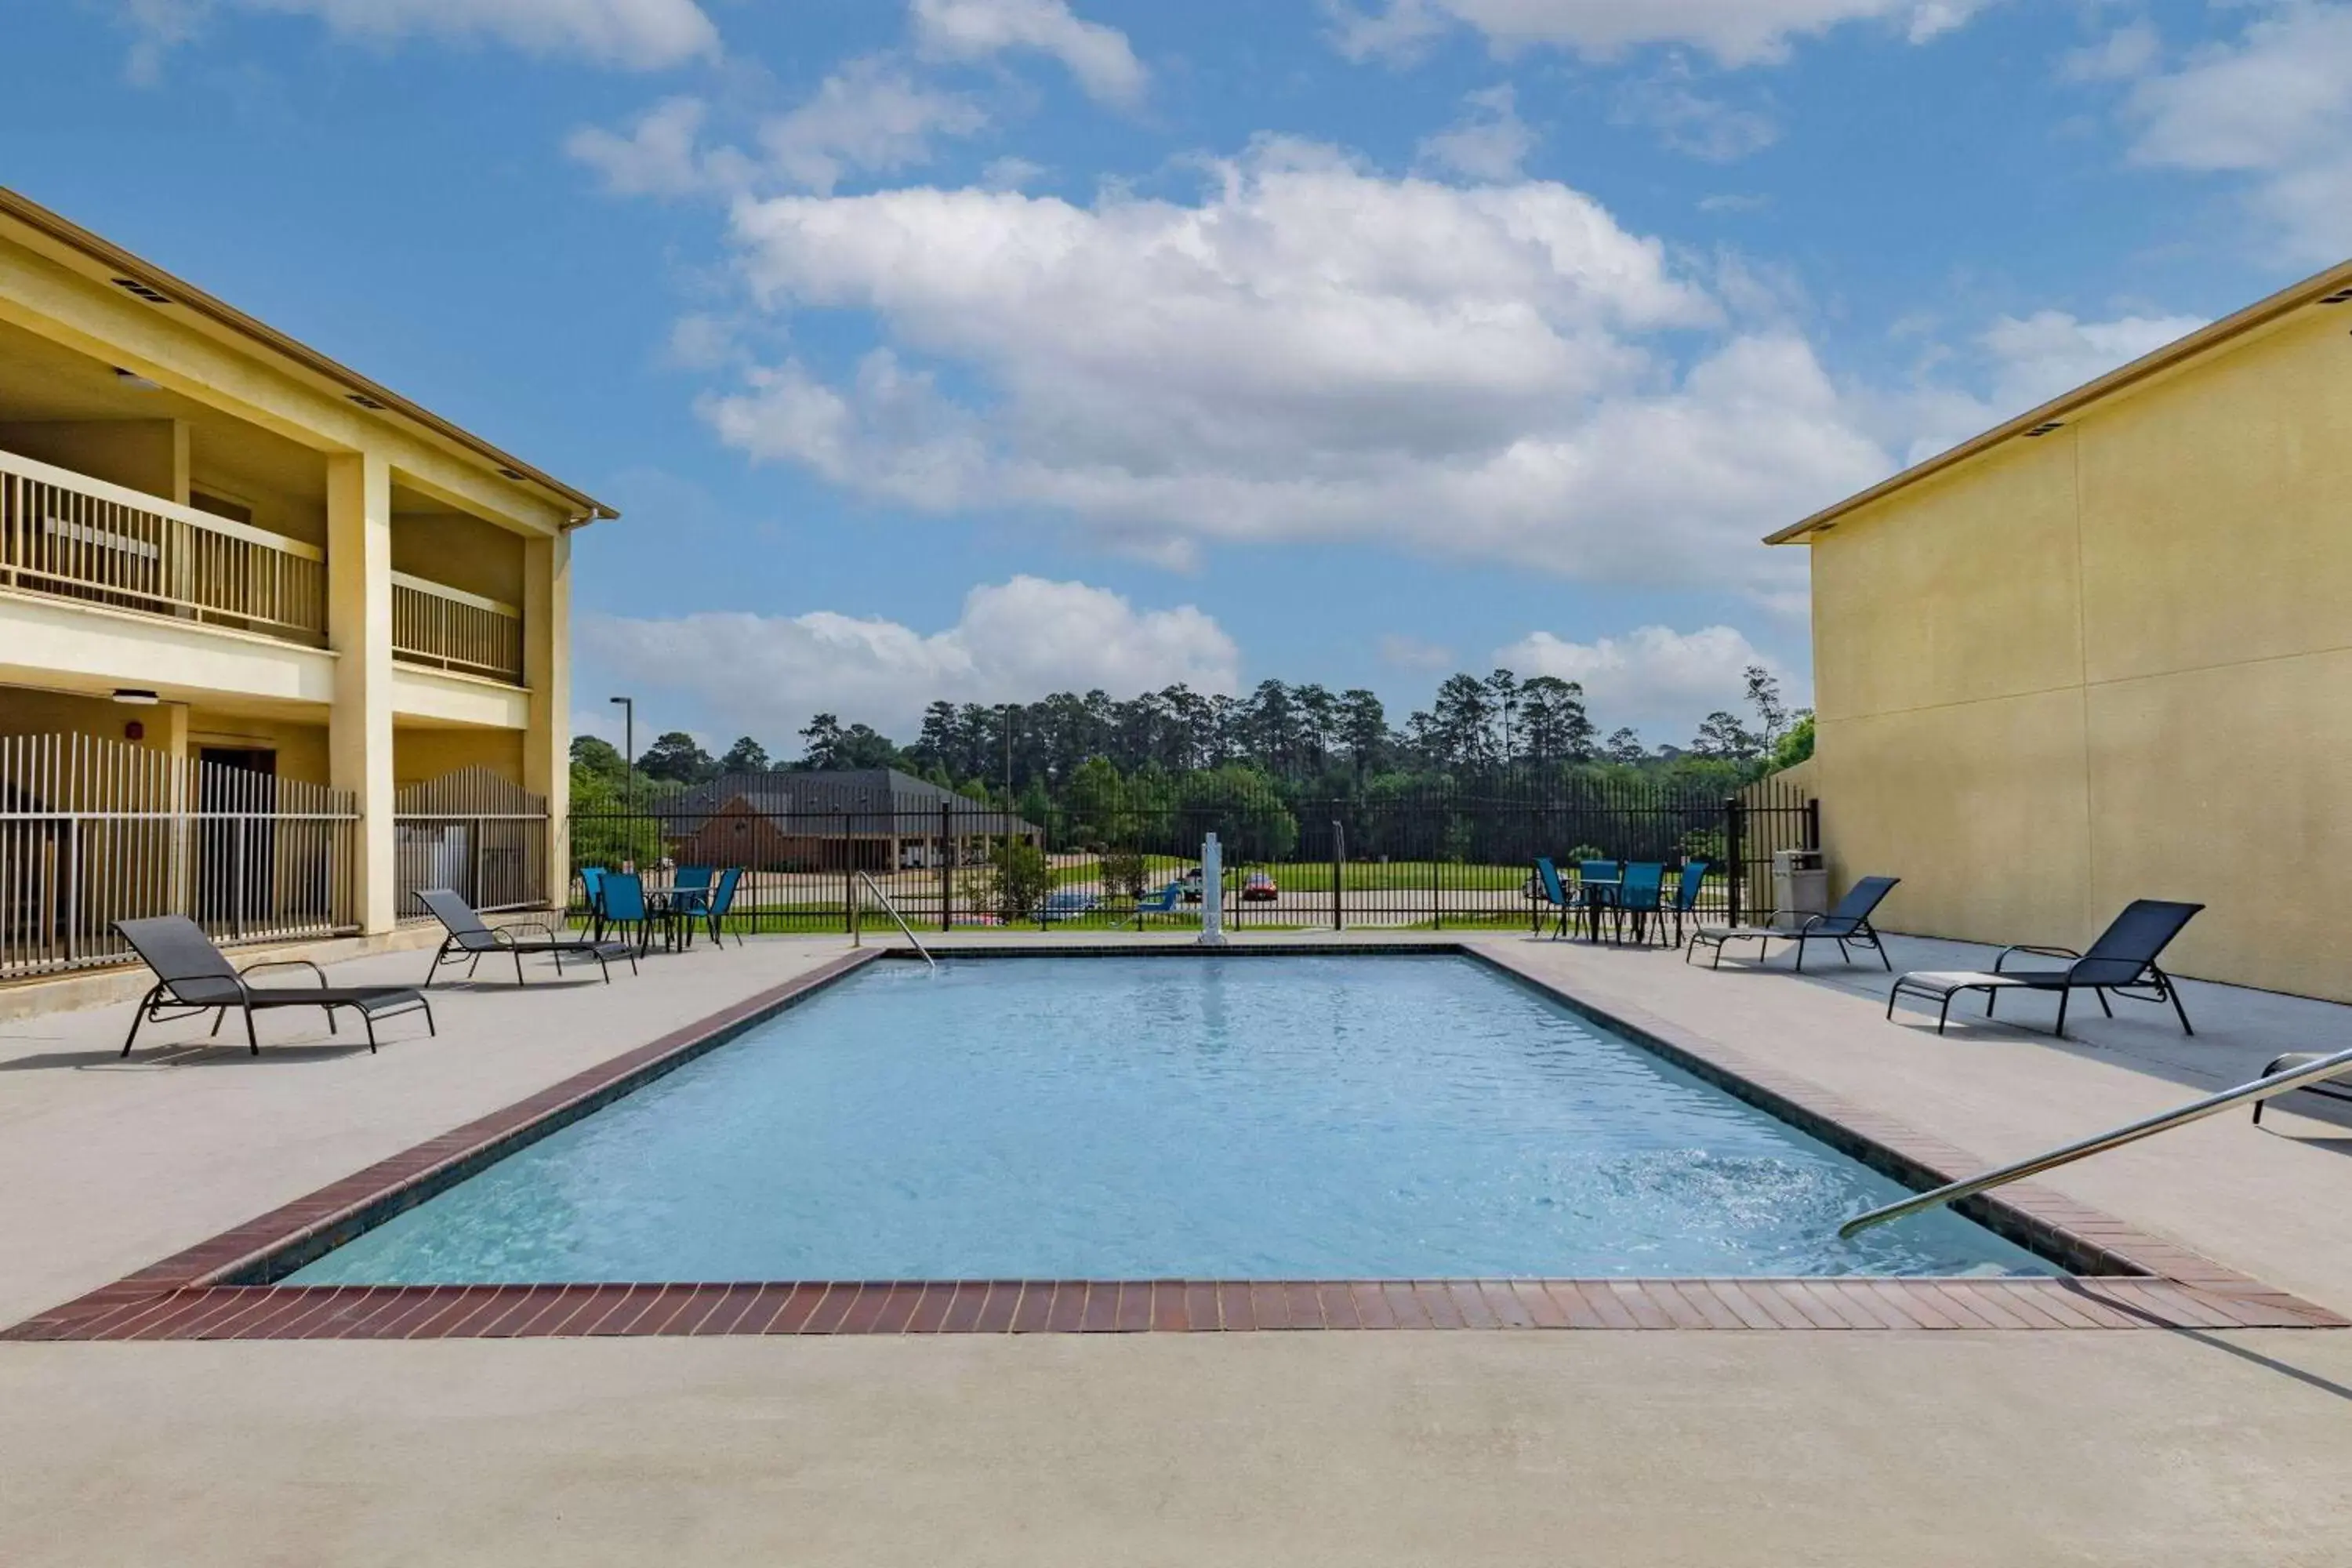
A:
608;695;635;813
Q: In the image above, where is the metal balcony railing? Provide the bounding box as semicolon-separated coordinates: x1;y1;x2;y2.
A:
0;446;325;644
390;572;524;684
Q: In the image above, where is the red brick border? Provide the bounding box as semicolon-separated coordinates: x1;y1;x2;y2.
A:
7;1276;2339;1341
7;942;2342;1341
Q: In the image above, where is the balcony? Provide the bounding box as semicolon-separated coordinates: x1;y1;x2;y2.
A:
2;447;524;686
391;573;522;684
1;446;325;644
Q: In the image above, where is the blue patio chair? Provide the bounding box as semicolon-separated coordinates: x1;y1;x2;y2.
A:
1131;881;1183;929
699;866;744;949
1612;862;1667;946
671;864;714;909
1531;858;1574;939
662;865;716;946
578;866;608;940
1577;858;1621;942
1668;860;1711;949
598;871;659;955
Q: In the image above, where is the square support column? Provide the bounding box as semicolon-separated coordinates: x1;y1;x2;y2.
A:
523;528;571;912
327;451;396;933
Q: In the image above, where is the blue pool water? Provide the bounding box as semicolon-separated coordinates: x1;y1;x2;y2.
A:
291;956;2054;1283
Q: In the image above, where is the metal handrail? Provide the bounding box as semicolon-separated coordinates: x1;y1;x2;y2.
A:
1838;1045;2352;1239
854;873;936;969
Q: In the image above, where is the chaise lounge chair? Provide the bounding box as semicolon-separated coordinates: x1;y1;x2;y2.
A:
416;887;641;985
2251;1053;2352;1125
1687;875;1900;972
115;915;434;1057
1130;881;1183;929
1886;898;2204;1039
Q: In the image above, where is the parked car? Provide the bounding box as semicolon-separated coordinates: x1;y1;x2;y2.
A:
1241;871;1279;902
1038;890;1100;923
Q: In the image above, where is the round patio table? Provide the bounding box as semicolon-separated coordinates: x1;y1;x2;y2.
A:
637;880;713;950
1576;877;1622;943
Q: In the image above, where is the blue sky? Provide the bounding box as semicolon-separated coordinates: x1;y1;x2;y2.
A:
8;0;2350;753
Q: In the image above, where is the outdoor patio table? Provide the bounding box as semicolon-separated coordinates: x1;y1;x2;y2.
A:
1577;877;1622;943
637;880;708;950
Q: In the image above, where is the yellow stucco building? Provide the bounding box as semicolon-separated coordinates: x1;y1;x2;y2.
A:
0;187;614;972
1773;258;2352;1002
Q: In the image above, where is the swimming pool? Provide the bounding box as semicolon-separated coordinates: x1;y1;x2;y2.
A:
289;955;2053;1283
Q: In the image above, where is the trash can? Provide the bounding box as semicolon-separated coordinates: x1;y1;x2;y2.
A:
1772;848;1828;931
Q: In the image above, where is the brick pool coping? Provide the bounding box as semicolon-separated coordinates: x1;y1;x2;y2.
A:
6;942;2342;1341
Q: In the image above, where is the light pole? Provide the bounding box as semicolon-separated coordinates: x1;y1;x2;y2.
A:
1002;702;1015;808
608;695;635;812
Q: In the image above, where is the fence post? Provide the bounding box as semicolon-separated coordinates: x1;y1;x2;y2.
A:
939;802;953;932
1330;819;1343;932
1806;796;1821;853
840;811;852;934
234;814;249;939
1723;796;1745;928
63;818;78;964
1430;815;1442;931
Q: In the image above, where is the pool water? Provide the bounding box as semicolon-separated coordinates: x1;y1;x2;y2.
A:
290;956;2055;1283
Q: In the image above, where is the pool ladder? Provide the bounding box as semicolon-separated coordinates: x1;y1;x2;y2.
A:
853;873;937;970
1838;1044;2352;1239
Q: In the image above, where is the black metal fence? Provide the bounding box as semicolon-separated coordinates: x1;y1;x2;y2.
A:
565;775;1820;937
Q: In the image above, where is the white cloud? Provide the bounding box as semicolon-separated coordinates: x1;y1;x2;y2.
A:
125;0;718;75
701;140;1891;596
1615;73;1780;162
1328;0;1994;68
1893;308;2205;463
568;62;989;199
566;96;750;198
2058;20;2160;84
1494;624;1798;736
1415;85;1537;181
982;155;1049;190
911;0;1147;107
760;58;989;194
1378;633;1458;671
2119;3;2352;261
579;576;1240;738
1977;310;2204;412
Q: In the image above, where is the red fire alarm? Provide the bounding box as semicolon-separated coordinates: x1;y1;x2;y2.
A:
124;721;145;741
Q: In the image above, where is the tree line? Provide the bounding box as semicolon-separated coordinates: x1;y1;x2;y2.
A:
572;665;1813;811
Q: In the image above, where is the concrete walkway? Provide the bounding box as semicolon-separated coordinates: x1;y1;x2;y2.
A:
2;930;2350;1564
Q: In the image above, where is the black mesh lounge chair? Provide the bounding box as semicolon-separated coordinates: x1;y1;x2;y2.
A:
1686;875;1900;972
115;916;433;1057
416;887;641;985
2251;1054;2352;1126
1886;899;2204;1039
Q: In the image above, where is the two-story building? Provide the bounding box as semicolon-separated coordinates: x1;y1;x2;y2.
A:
0;187;614;981
1770;256;2352;1003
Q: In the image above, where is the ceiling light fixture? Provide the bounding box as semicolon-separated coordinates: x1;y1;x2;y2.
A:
111;688;160;706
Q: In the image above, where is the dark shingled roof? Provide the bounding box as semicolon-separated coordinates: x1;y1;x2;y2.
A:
649;768;1038;835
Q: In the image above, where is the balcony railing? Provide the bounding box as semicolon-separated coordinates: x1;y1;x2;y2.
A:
391;572;524;684
0;446;325;644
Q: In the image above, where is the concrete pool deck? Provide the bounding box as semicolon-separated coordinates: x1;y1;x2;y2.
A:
3;930;2350;1562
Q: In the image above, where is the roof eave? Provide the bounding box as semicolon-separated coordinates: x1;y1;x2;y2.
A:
1766;255;2352;546
0;185;619;524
